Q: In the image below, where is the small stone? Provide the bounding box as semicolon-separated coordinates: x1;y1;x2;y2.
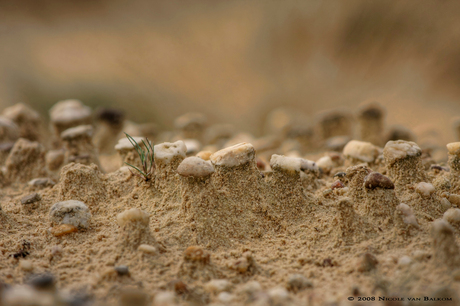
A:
334;172;346;178
331;180;344;190
357;253;378;272
270;154;302;172
383;140;421;164
27;178;55;188
397;204;419;228
27;274;55;290
168;279;189;295
267;287;290;303
343;140;380;163
447;142;460;156
177;157;214;178
138;244;158;255
232;257;249;273
183;246;210;263
218;292;235;303
286;274;313;292
49;200;91;229
117;208;149;227
115;136;145;151
50;224;78;237
316;156;333;173
20;193;41;205
205;279;231;293
154;291;176;306
453;269;460;281
60;125;93;140
363;172;394;190
415;182;436;197
398;256;412;267
210;142;255;167
154;140;187;164
196;150;213;161
114;265;130;276
49;99;91;126
19;259;33;271
444;208;460;225
241;281;262;295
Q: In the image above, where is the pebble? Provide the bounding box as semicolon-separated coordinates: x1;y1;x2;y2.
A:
154;291;176;306
183;139;201;155
270;154;302;172
154;140;187;164
210;142;255;167
267;287;290;303
50;224;78;237
331;180;344;190
114;265;130;276
363;172;394;190
398;256;412;267
196;150;213;161
286;274;313;292
21;193;41;205
138;244;158;255
19;259;33;271
115;136;145;151
60;125;93;140
397;204;419;228
415;182;436;197
443;208;460;224
27;178;55;188
316;156;333;173
218;292;235;303
447;142;460;156
49;99;91;126
205;279;231;293
177;156;214;178
184;246;210;262
241;281;262;295
117;208;149;227
343;140;380;163
49;200;91;229
383;140;421;163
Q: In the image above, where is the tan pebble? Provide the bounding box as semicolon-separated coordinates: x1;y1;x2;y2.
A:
117;208;149;226
138;244;158;255
184;246;210;263
196;150;212;160
154;291;176;306
205;279;231;293
50;224;78;237
415;182;435;197
447;142;460;155
19;259;33;271
343;140;379;163
218;292;235;303
232;257;249;273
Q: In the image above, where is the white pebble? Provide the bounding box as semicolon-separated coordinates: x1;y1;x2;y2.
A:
343;140;379;163
210;142;255;167
267;287;290;302
49;99;91;124
205;279;231;293
270;154;301;172
398;256;412;267
154;141;187;164
218;292;235;303
384;140;421;163
443;208;460;224
397;203;419;228
183;139;201;154
415;182;436;197
49;200;91;229
316;156;333;173
177;157;214;178
19;259;33;271
138;244;158;254
60;125;93;140
154;291;177;306
447;142;460;155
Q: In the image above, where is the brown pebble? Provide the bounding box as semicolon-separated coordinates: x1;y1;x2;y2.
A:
331;180;344;190
363;172;394;190
50;224;78;237
21;193;41;205
184;246;210;263
168;279;189;295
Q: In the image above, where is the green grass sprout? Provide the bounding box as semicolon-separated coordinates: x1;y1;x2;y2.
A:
124;133;155;182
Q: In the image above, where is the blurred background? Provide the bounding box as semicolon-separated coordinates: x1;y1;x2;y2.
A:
1;0;460;143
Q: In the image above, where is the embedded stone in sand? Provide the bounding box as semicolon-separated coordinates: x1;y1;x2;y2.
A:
179;156;261;247
443;208;460;226
415;182;436;197
2;103;41;141
155;140;186;165
343;140;379;164
383;140;426;193
61;125;100;167
49;200;91;229
363;172;394;190
432;219;460;267
4;138;47;184
266;154;316;220
177;157;214;177
396;203;419;229
210;142;255;167
316;156;333;174
49;99;92;143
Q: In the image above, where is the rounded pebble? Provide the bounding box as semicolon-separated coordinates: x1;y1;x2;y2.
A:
363;172;394;190
177;157;214;178
49;200;91;229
